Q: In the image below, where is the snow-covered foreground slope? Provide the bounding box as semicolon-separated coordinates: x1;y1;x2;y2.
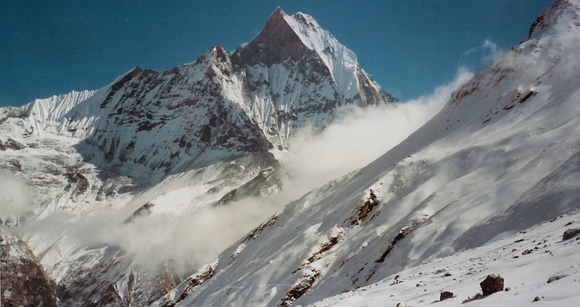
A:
158;1;580;306
310;212;580;307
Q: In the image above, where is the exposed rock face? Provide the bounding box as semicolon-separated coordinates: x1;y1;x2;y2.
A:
0;227;58;307
235;8;314;67
0;138;25;151
528;0;580;38
55;254;181;307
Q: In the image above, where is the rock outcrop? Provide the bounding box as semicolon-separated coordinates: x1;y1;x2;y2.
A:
0;227;58;307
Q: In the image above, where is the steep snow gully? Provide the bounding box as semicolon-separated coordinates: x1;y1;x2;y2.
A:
1;1;580;306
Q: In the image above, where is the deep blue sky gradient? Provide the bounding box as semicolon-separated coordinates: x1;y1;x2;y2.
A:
0;0;555;107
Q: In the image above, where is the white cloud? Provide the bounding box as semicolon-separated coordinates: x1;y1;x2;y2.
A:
463;39;505;67
0;172;32;221
278;67;475;198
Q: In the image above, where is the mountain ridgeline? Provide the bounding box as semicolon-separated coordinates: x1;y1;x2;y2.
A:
17;8;396;175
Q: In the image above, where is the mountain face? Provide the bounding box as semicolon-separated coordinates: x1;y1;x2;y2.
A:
0;7;396;307
11;8;395;173
153;1;580;306
231;8;396;147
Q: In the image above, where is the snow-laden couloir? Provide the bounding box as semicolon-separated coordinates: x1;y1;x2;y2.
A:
156;1;580;306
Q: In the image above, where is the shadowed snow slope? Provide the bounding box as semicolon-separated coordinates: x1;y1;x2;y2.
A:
159;1;580;306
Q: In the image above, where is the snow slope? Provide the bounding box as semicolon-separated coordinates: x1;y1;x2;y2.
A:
159;1;580;306
310;212;580;307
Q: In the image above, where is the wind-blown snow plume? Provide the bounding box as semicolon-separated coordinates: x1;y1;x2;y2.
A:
462;39;506;69
278;68;474;198
0;172;32;222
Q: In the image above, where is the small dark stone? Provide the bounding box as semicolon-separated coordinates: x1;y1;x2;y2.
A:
562;228;580;241
440;291;453;301
547;274;568;283
532;296;543;302
480;274;504;296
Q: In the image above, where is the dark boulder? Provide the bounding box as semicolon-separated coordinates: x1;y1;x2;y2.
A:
440;291;453;301
480;274;504;296
562;228;580;241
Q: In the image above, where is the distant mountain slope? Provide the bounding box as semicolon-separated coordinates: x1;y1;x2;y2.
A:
160;1;580;306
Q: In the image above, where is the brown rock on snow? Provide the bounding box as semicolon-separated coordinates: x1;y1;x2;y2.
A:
480;274;504;296
440;291;454;301
562;228;580;241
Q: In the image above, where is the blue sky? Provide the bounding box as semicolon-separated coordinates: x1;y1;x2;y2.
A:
0;0;555;107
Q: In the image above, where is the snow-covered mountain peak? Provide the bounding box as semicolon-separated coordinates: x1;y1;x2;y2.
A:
529;0;580;39
230;7;396;148
235;7;393;100
194;44;236;83
449;0;579;115
0;8;402;305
